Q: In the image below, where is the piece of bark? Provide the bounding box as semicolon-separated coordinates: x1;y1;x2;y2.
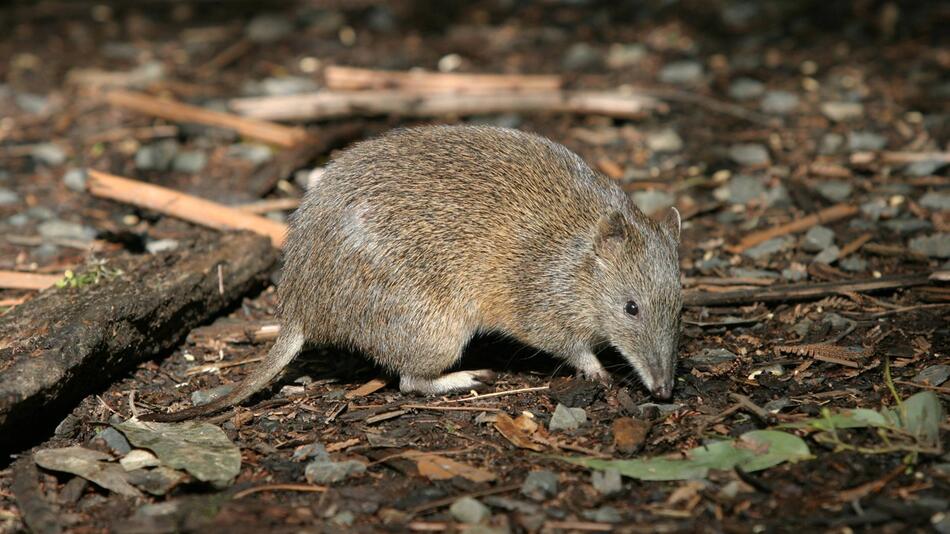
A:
106;90;309;148
728;203;859;253
86;170;288;247
0;271;61;290
11;456;62;534
229;89;667;122
324;65;562;93
683;272;933;307
0;232;277;453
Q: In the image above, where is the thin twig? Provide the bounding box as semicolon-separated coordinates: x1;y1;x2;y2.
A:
232;483;326;500
439;385;550;404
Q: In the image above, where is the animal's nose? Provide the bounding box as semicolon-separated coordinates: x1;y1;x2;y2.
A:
651;381;673;400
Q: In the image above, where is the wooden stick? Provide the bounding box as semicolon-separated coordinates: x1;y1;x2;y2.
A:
106;90;309;148
236;198;301;214
837;232;873;259
683;272;933;307
729;203;859;253
324;65;562;93
86;170;287;247
229;89;667;121
0;271;61;290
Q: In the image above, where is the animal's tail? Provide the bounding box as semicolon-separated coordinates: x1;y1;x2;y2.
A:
140;325;305;422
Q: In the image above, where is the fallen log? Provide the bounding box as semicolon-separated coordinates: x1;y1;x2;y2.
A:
0;232;278;454
683;272;934;307
229;89;667;122
324;65;562;93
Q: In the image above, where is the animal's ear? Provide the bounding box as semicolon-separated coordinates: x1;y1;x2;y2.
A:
594;211;630;255
661;207;681;242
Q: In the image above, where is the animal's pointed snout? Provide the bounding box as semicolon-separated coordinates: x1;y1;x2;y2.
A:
650;379;673;400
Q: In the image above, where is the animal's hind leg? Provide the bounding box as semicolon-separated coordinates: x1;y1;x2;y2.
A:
399;369;495;394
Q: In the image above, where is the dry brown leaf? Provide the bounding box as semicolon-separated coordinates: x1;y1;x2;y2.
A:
494;413;544;452
345;378;388;399
414;453;496;483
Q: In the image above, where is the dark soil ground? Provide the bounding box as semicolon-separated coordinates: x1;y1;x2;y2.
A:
0;1;948;533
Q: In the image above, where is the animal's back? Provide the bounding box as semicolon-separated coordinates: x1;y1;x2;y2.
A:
279;126;632;364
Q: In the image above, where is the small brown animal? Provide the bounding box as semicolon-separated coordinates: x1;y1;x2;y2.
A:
146;125;682;421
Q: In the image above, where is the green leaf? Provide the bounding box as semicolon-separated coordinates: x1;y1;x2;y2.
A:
899;391;943;448
114;420;241;486
785;408;892;431
562;430;811;481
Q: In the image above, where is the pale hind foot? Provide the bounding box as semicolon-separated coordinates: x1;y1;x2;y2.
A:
399;370;495;395
568;351;611;383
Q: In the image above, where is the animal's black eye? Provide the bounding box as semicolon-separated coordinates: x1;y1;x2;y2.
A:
625;300;639;316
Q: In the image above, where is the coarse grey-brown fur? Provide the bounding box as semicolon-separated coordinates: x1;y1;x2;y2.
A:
144;125;682;422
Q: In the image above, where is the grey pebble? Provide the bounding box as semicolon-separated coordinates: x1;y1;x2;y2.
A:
689;348;738;366
15;92;49;114
583;506;622;523
743;236;792;260
761;90;799;114
591;469;622;495
729;143;770;166
146;238;180;254
31;143;67;166
802;225;834;252
920;191;950;212
659;61;703;85
562;42;601;71
172;151;207;173
227;143;273;165
819;132;845;155
729;267;779;278
839;256;868;272
883;218;932;234
0;188;19;206
645;128;683;153
813;245;840;264
606;43;646;69
38;220;97;242
909;233;950;258
728;78;765;100
861;199;899;220
246;13;293;43
905;159;946;177
821;101;864;122
848;131;887;152
549;403;587;431
914;365;950;387
191;384;234;406
62;168;87;192
6;213;28;227
135;140;180;171
815;180;853;202
714;174;765;204
95;427;132;455
305;456;366;484
782;266;808;282
521;470;559;501
331;511;355;526
450;497;491;524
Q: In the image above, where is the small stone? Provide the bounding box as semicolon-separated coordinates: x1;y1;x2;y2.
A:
819;132;845;155
246;13;293;43
120;450;161;471
521;470;558;501
331;511;355;526
0;188;19;206
450;497;491;524
96;427;132;455
171;151;207;173
606;43;646;69
743;236;792;260
909;233;950;258
730;267;779;279
15;92;49;114
62;168;87;192
848;131;887;152
914;365;950;387
6;213;28;226
135;140;180;171
549;403;587;431
802;225;834;252
562;43;601;71
38;220;97;242
612;417;650;454
591;469;622;495
227;143;272;164
861;199;898;220
728;144;770;166
689;348;738;367
714;174;766;204
764;398;791;413
191;384;234;406
259;76;320;96
145;238;179;254
813;245;840;264
815;180;853;202
728;78;764;100
659;61;703;85
782;266;808;282
304;457;366;484
921;191;950;212
839;256;868;272
761;90;799;114
636;402;683;418
906;160;946;177
884;218;932;234
584;506;622;523
631;189;674;216
645;128;683;153
30;143;67;166
821;101;864;122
